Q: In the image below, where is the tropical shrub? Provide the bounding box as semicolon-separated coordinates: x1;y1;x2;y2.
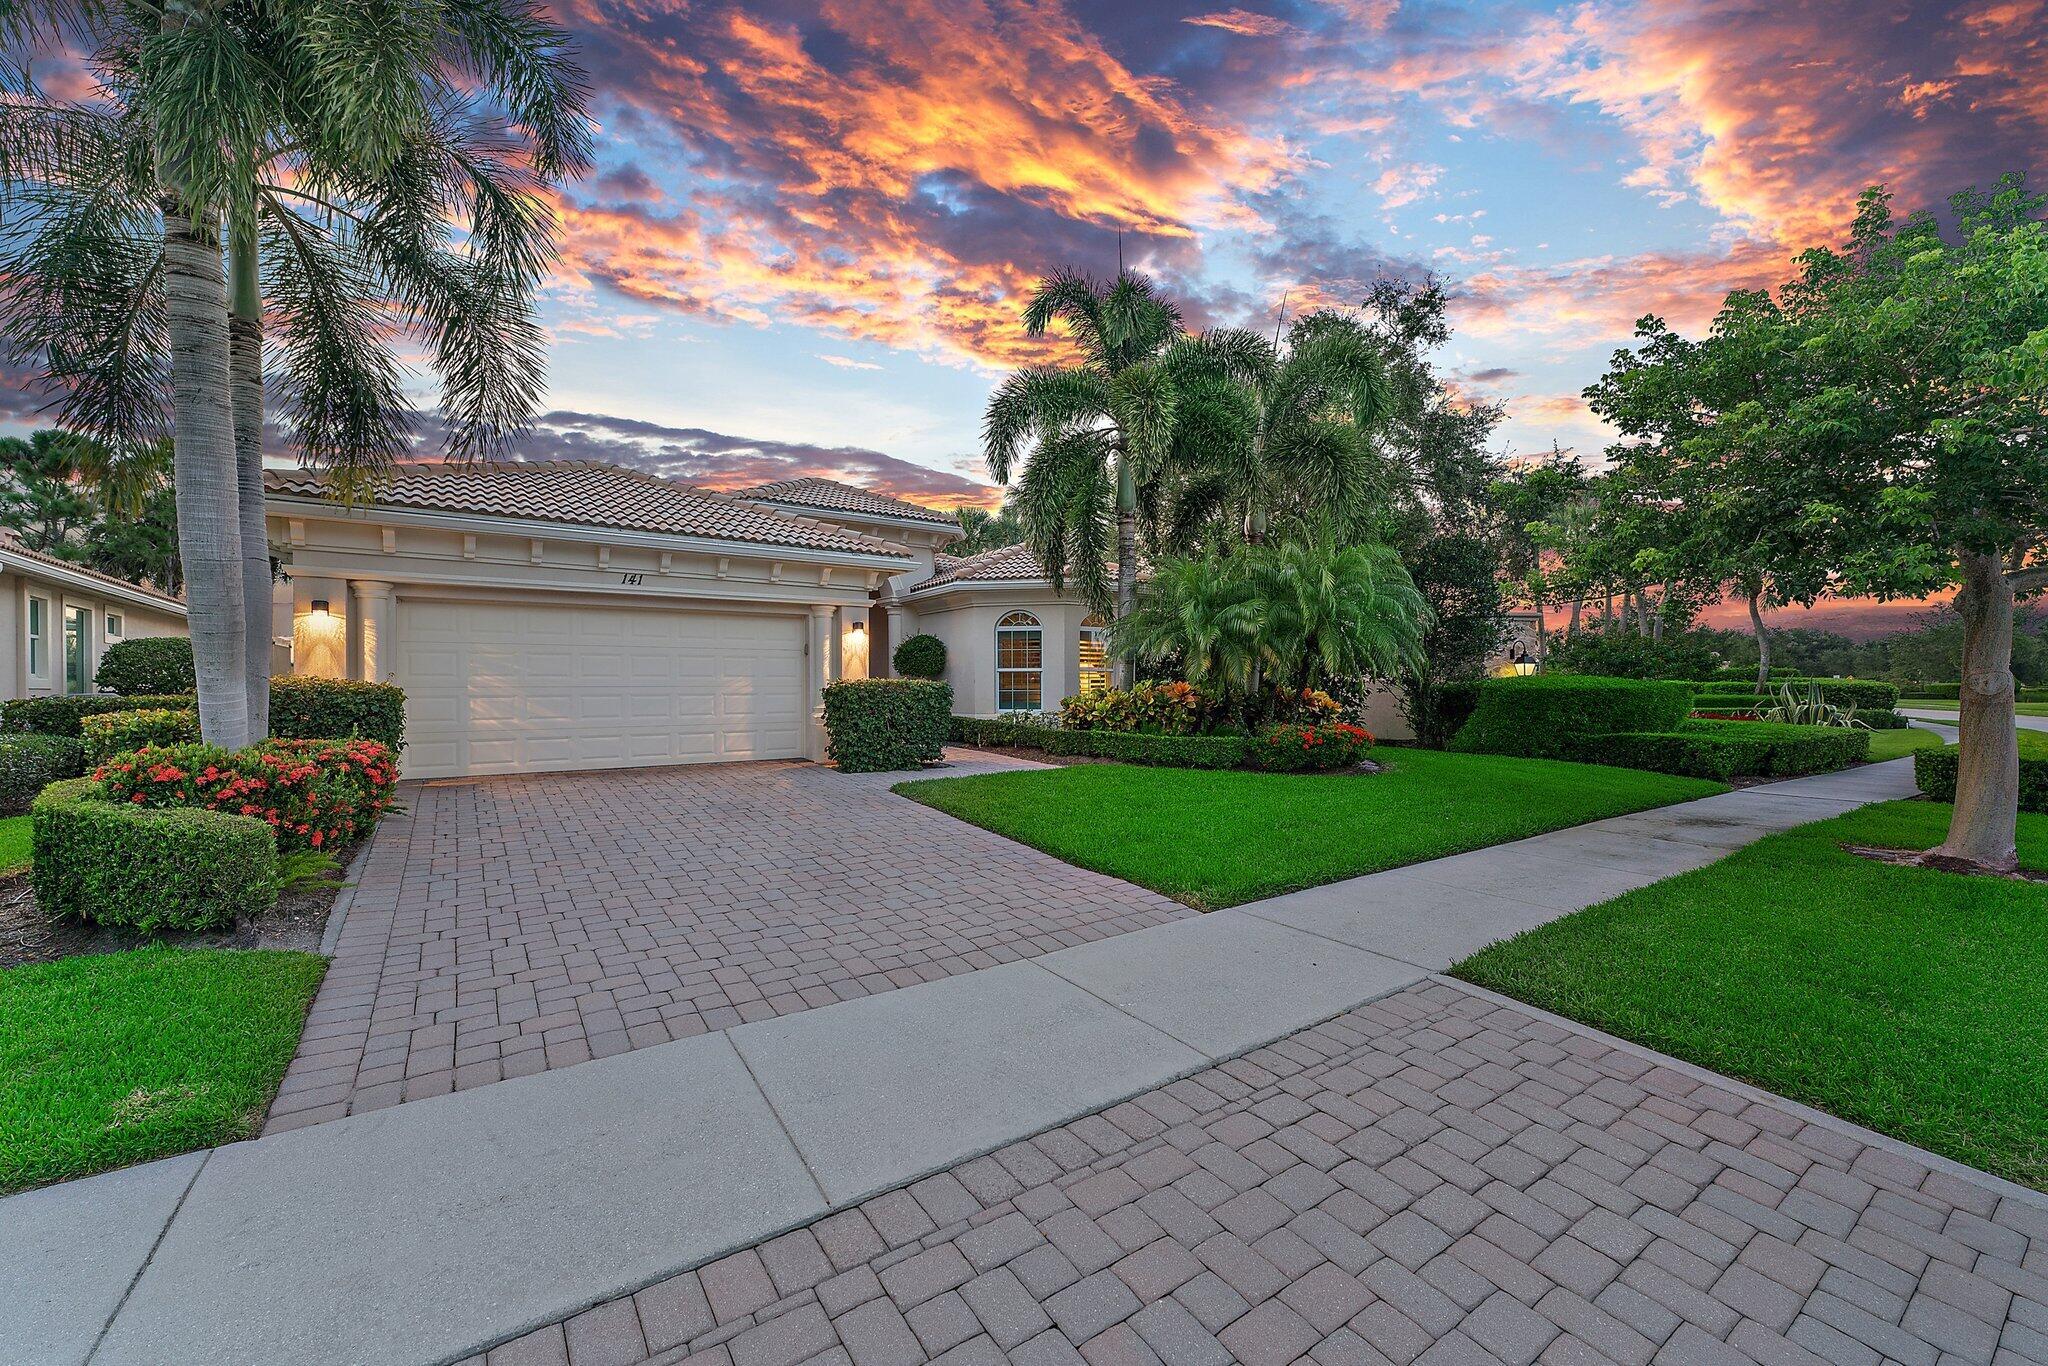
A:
31;778;278;931
1916;745;2048;812
268;677;406;750
822;679;952;772
93;737;399;852
1059;680;1230;735
80;707;199;763
1450;676;1693;759
1251;721;1374;773
93;636;196;695
892;633;947;680
1;693;194;737
950;717;1250;769
1693;678;1901;710
0;734;86;814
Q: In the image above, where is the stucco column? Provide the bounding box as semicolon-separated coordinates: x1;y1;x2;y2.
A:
351;580;395;683
807;604;835;761
838;603;871;682
882;604;907;678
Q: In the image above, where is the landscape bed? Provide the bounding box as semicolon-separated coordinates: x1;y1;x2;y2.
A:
900;747;1723;908
1456;800;2048;1191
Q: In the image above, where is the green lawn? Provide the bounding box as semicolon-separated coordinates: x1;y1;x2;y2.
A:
1865;727;1942;761
1903;698;2048;717
0;814;29;872
1457;800;2048;1190
899;749;1723;909
1;948;327;1193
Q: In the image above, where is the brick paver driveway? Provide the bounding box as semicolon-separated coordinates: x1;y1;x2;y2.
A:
485;980;2048;1366
266;756;1188;1133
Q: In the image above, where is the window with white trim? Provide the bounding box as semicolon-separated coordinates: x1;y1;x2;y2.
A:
26;596;47;682
995;611;1043;712
106;611;124;642
63;605;90;694
1077;614;1111;697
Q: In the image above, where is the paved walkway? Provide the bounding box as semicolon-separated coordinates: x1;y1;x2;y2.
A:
1;759;1951;1366
268;751;1188;1133
1900;708;2045;734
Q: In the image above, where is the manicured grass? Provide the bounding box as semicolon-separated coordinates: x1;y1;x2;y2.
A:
899;749;1722;909
0;814;29;872
1456;800;2048;1190
0;948;327;1193
1903;698;2048;717
1865;727;1942;761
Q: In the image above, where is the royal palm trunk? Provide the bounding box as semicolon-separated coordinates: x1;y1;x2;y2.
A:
1934;550;2020;870
1114;458;1137;689
230;214;270;738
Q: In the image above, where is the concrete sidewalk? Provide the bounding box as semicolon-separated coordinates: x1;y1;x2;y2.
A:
0;759;1921;1366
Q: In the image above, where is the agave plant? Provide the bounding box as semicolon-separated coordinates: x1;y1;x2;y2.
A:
1758;681;1869;729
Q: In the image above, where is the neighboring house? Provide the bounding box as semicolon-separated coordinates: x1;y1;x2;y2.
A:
0;532;186;700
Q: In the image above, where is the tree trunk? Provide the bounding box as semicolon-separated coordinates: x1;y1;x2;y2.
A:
1747;579;1770;690
1934;552;2019;870
1114;457;1138;689
165;207;249;749
1533;599;1549;666
1567;597;1582;636
230;211;270;739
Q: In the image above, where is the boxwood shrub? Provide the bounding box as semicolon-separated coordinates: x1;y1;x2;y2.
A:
892;633;947;680
80;707;199;763
30;778;278;931
823;679;952;772
268;676;406;750
1449;676;1693;759
1;693;195;737
1914;746;2048;812
0;734;86;814
1691;678;1901;710
950;716;1251;769
93;636;196;695
1577;720;1868;779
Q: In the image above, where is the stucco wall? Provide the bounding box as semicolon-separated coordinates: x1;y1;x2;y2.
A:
904;592;1099;716
0;567;185;700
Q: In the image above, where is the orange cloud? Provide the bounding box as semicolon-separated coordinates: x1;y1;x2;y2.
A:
1184;10;1299;38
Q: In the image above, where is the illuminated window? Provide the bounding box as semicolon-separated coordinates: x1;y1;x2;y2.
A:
995;611;1042;712
1078;614;1110;696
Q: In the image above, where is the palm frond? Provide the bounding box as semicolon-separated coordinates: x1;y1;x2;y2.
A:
437;0;596;178
980;365;1111;482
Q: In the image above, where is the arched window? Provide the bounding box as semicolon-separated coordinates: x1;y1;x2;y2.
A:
995;611;1043;712
1078;613;1110;697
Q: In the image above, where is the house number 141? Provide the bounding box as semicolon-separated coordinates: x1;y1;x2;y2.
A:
619;572;644;585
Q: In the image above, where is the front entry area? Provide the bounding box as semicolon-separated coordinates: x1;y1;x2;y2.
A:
394;598;810;779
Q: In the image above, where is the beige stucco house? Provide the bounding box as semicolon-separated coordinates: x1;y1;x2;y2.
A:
0;533;187;700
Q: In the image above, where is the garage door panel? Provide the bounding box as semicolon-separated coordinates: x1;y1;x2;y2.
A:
394;600;809;778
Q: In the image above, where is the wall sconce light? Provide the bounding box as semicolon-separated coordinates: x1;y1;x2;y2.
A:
850;620;866;634
1510;645;1536;677
310;599;331;618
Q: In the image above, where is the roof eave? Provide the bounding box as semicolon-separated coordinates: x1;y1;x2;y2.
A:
745;497;965;540
0;546;186;615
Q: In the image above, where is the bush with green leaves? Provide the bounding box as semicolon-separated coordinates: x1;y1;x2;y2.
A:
1915;745;2048;812
949;716;1250;769
0;734;86;813
1576;720;1867;779
79;708;199;763
1542;626;1719;680
1250;721;1374;773
1058;681;1232;735
822;679;952;772
268;677;406;750
31;778;278;931
1693;678;1900;711
892;633;947;680
93;636;196;696
1;693;194;737
1450;676;1693;759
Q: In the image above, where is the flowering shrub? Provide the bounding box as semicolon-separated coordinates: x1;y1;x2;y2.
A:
93;737;398;852
1252;720;1374;773
1059;680;1230;735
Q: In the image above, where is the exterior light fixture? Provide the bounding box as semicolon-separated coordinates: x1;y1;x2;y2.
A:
1511;645;1536;677
310;599;331;617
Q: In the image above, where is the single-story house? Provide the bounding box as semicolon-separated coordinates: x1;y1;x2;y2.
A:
0;532;187;700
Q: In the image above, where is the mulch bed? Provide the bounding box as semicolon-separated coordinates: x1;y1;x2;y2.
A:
0;845;360;971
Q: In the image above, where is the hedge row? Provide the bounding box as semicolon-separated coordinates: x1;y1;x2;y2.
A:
0;735;86;814
1691;678;1902;710
1913;746;2048;812
1450;676;1693;759
950;716;1251;769
1573;720;1869;780
30;778;278;932
80;707;198;763
822;679;952;772
1;678;406;750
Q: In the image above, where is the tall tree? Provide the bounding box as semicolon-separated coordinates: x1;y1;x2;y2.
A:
0;429;96;551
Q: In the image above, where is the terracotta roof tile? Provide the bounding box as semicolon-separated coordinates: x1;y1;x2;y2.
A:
905;542;1051;591
265;461;913;558
0;531;184;608
736;476;961;527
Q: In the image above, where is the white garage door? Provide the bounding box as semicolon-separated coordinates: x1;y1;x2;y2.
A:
395;599;809;778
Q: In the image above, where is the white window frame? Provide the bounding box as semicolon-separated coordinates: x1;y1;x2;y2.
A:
995;610;1044;712
1078;614;1110;697
26;595;48;684
106;610;124;642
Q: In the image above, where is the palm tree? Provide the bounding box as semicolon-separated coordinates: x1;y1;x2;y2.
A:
983;269;1185;682
1251;536;1430;694
1169;312;1395;547
953;500;1027;555
1112;554;1261;691
0;2;590;744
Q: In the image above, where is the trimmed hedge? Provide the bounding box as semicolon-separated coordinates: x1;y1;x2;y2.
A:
93;636;196;695
30;778;277;931
822;679;952;772
1691;678;1902;710
268;676;406;750
1914;746;2048;812
1577;720;1868;779
892;633;947;680
0;734;86;814
95;737;400;852
950;716;1251;769
1;693;194;737
1449;676;1693;759
80;707;199;763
